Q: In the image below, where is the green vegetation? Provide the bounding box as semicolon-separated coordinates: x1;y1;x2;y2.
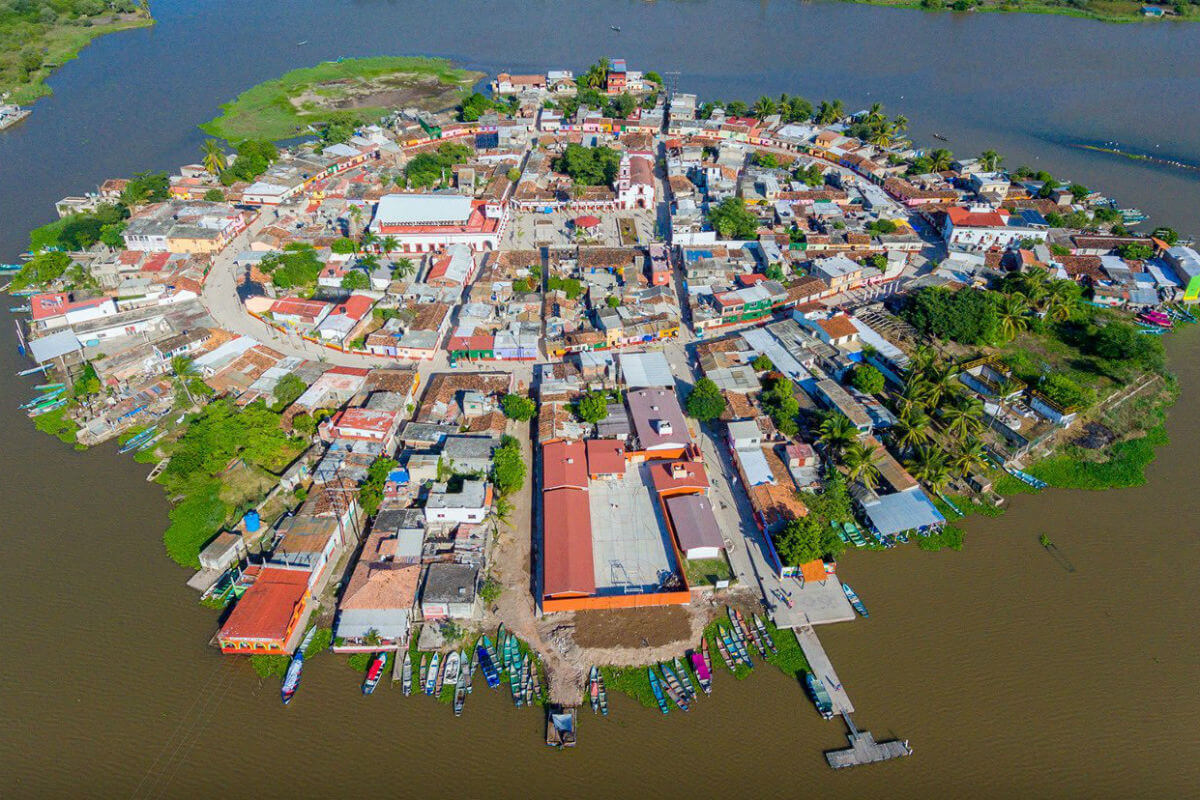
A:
250;653;290;679
32;404;79;445
751;355;774;372
359;456;398;517
764;619;809;678
403;141;472;189
685;377;727;422
684;556;733;586
479;576;503;604
259;244;323;291
201;56;481;141
902;285;1002;345
850;363;885;395
271;373;306;412
9;251;72;290
29;201;126;253
881;0;1199;24
159;400;305;567
490;435;526;496
774;514;845;566
553;143;621;186
706;197;759;240
546;275;583;299
761;374;801;436
599;665;659;710
576;390;610;424
500;393;536;421
0;0;153;105
340;270;370;290
218;140;278;186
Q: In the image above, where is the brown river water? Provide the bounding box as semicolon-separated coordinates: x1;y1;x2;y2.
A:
2;0;1200;796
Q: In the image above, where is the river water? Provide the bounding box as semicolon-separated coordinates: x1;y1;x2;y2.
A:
2;0;1199;796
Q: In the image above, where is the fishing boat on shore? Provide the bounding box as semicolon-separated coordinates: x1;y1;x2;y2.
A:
530;657;541;702
434;652;448;696
510;652;525;707
280;627;315;705
466;648;477;694
523;658;534;705
481;634;499;673
1139;310;1173;328
674;657;697;699
714;628;735;671
753;615;777;656
596;670;608;715
745;615;768;658
443;651;460;693
401;651;413;696
118;425;158;454
805;673;835;719
702;637;713;674
589;666;601;713
725;627;752;668
691;650;713;695
476;640;500;688
424;652;440;696
842;583;869;618
648;667;669;714
28;398;66;416
659;664;689;711
453;658;467;717
362;652;386;695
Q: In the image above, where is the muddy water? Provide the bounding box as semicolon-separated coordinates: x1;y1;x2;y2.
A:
3;0;1200;795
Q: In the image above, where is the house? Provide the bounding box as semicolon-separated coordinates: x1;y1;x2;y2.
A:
420;562;479;620
664;494;725;560
543;439;589;490
1164;246;1200;302
805;314;860;347
585;438;627;479
319;407;403;448
727;419;764;450
441;434;500;474
216;566;311;654
626;388;692;457
942;205;1047;251
333;524;421;651
424;479;491;525
198;531;248;571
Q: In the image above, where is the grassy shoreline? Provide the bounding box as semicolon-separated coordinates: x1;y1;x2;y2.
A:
836;0;1194;24
199;56;483;142
3;11;154;105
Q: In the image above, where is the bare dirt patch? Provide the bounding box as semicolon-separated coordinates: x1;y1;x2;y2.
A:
290;73;469;115
571;606;693;649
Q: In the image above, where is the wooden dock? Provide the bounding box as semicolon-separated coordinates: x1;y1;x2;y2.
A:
793;625;854;714
825;722;913;769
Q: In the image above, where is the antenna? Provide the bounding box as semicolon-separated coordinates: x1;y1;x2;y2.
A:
661;70;682;100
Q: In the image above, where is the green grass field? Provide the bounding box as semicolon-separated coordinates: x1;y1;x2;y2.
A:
199;56;482;142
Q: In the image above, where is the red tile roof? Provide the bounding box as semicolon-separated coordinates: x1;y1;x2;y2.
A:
218;567;308;642
585;439;626;477
946;206;1009;228
649;460;710;495
817;314;859;340
543;440;588;491
542;487;596;597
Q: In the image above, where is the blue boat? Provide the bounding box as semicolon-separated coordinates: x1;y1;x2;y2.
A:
805;673;834;719
842;583;869;618
476;639;501;688
647;667;669;714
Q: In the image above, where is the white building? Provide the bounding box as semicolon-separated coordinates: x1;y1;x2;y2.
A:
942;205;1048;251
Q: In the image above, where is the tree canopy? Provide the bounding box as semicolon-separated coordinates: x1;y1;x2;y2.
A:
576;390;610;424
902;286;1001;345
403;141;472;189
490;435;526;496
685;377;727;422
501;393;537;421
707;197;759;240
260;243;324;290
850;364;885;395
552;144;621;186
220;139;278;185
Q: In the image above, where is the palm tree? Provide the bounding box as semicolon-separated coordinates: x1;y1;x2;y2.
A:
1044;280;1079;322
1017;269;1050;311
929;148;954;172
942;394;983;439
998;294;1030;341
950;436;989;477
817;412;856;459
869;122;896;149
979;149;1002;171
908;344;937;375
752;95;778;120
816;99;844;125
842;440;881;489
357;253;381;273
359;230;379;252
391;257;415;280
379;235;398;254
347;204;364;235
893;407;933;451
865;102;886;126
921;362;957;409
201;139;227;176
892;114;909;134
905;444;950;492
171;356;198;407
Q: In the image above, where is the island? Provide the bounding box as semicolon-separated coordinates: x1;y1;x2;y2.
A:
0;0;152;107
8;56;1193;761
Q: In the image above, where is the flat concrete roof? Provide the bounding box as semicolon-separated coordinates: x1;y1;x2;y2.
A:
587;464;680;596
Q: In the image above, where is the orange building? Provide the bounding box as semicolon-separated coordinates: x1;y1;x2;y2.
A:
217;567;311;655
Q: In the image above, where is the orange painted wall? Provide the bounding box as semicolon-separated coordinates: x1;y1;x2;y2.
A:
542;589;692;614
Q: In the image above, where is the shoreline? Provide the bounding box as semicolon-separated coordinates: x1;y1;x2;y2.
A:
834;0;1195;24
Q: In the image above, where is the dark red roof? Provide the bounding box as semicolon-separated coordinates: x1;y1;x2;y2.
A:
585;439;626;477
542;487;596;597
543;440;588;490
649;460;710;495
574;215;601;228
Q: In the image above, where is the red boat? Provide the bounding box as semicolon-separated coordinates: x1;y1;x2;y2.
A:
362;652;386;695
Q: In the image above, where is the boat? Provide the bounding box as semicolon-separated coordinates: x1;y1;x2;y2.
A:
727;628;753;669
523;658;534;705
702;637;713;677
744;614;768;658
443;650;461;694
424;652;440;696
9;305;30;313
281;627;316;705
118;425;158;454
434;651;447;697
659;664;689;711
589;666;600;713
647;667;669;714
546;705;578;748
805;673;835;719
932;133;949;141
453;660;467;717
481;634;500;674
476;641;500;688
597;671;609;716
466;648;477;694
497;623;507;669
530;656;541;702
842;583;869;618
362;652;386;695
674;657;697;700
753;615;778;656
28;398;66;416
1138;310;1173;328
401;651;413;697
714;628;735;671
510;651;524;707
691;650;713;695
33;383;63;391
610;24;621;31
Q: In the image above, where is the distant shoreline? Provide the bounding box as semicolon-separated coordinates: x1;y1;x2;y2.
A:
838;0;1193;24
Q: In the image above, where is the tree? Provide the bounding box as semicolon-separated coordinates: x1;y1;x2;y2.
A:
864;102;886;127
341;270;370;290
1043;279;1080;322
605;295;621;308
203;189;225;202
752;354;774;372
893;407;932;452
501;393;537;421
359;456;398;517
997;293;1030;341
774;515;827;567
905;444;950;492
404;142;472;188
120;171;170;207
272;373;306;411
576;391;609;424
259;244;324;290
685;377;727;422
752;95;778;120
842;440;881;489
1118;242;1154;261
1067;182;1090;202
978;149;1002;171
506;167;522;183
850;364;885;395
379;235;399;254
942;394;983;439
817;412;856;459
330;237;358;255
490;435;526;496
1152;226;1179;246
9;251;72;290
171;356;199;407
220;140;277;184
552;144;621;186
707;197;758;239
201;139;227;176
390;257;415;280
725;100;748;117
762;376;801;437
928;148;954;172
902;286;1001;345
815;99;844;125
320;111;358;144
950;437;988;477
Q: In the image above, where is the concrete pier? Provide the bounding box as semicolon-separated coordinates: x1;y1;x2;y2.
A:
793;625;854;715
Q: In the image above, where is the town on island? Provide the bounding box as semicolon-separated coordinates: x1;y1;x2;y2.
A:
7;55;1193;763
